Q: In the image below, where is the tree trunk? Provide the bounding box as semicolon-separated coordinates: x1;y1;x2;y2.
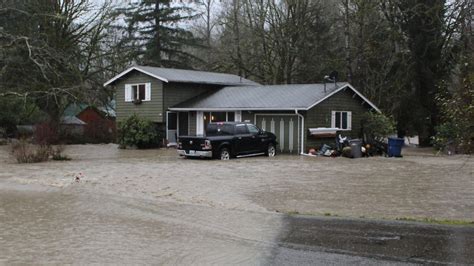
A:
154;0;162;66
344;0;353;83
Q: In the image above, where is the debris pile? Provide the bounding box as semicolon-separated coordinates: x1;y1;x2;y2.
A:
305;134;391;158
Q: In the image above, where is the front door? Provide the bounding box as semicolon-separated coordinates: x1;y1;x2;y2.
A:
166;112;178;146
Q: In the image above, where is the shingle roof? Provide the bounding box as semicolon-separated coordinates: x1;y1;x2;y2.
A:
63;103;89;117
171;83;353;110
104;65;259;86
61;116;86;125
63;102;116;118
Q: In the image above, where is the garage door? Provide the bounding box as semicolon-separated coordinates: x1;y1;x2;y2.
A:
255;114;300;154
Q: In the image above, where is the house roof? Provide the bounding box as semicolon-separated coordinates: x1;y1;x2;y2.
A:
61;116;86;125
103;65;259;87
63;103;89;117
63;102;116;118
170;83;380;112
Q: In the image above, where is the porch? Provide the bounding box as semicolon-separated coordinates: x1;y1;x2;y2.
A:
166;110;303;154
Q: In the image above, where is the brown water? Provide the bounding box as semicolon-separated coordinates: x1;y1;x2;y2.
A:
0;185;416;265
0;144;472;264
0;184;283;264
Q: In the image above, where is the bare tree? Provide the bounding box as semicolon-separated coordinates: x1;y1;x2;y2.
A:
0;0;117;121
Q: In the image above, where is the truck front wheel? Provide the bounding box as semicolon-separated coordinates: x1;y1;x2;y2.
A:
219;148;231;160
266;143;276;157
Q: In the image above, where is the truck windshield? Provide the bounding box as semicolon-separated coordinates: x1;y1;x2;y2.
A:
206;124;234;136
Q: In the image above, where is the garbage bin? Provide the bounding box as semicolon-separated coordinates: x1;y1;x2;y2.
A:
349;139;362;158
388;137;404;157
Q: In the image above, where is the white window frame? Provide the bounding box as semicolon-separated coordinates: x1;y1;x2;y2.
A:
124;83;151;102
331;111;352;130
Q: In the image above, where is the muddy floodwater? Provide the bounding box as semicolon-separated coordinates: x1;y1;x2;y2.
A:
0;144;473;264
0;187;283;264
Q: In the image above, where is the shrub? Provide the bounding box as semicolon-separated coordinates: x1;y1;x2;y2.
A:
117;114;160;149
11;140;52;163
361;112;396;141
51;145;71;161
434;84;473;154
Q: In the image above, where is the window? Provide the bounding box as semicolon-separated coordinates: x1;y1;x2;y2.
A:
227;112;235;121
235;124;248;134
203;112;235;123
125;83;151;102
247;124;260;134
203;112;238;131
133;84;146;101
331;111;352;130
206;123;234;136
211;112;226;122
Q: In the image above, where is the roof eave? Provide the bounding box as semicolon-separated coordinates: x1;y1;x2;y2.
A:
164;80;258;86
103;66;258;87
169;107;303;111
304;83;381;113
103;66;169;87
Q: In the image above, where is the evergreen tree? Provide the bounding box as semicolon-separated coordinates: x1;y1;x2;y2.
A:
118;0;201;68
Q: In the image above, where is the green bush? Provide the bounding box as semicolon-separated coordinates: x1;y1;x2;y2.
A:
432;122;457;152
117;114;160;149
361;112;396;141
434;83;473;154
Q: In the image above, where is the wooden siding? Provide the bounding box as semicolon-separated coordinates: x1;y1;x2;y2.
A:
305;89;372;150
115;71;164;123
241;111;254;122
163;83;220;114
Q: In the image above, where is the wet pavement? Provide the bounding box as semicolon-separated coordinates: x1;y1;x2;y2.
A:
0;144;473;264
280;215;474;264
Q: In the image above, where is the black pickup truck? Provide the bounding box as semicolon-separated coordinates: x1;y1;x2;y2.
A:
177;122;278;160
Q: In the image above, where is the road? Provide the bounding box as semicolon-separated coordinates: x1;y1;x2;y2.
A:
277;215;474;265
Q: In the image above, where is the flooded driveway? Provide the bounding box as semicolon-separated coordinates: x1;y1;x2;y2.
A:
0;186;282;264
0;144;473;264
1;185;418;265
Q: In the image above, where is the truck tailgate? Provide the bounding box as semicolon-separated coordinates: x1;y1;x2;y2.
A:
178;136;206;151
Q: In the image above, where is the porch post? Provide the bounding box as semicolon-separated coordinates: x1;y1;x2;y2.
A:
235;111;242;122
196;111;204;135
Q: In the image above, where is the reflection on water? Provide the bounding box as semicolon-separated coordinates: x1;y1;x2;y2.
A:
0;187;281;264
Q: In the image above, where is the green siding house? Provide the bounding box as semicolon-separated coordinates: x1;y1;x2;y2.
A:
104;66;380;153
